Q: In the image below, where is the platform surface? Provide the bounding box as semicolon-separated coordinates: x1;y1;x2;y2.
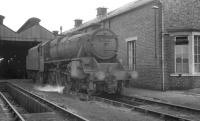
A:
123;87;200;109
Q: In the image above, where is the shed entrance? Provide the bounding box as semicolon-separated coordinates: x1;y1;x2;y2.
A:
0;40;39;79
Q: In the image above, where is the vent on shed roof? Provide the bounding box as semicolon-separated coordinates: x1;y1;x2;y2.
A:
0;15;5;25
28;17;41;24
52;31;59;36
97;7;107;18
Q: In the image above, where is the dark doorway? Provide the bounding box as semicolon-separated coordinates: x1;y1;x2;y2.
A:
0;40;39;79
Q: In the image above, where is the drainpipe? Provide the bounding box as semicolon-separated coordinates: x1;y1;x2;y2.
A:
152;6;159;58
161;2;165;91
154;1;165;91
153;2;165;91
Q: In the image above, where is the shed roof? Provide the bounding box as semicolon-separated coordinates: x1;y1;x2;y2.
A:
63;0;154;34
17;17;41;33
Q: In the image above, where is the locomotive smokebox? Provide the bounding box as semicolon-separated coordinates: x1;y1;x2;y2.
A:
89;29;118;60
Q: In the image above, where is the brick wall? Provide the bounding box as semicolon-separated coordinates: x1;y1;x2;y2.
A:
162;0;200;89
161;0;200;30
105;0;200;90
102;1;163;90
81;0;200;90
169;76;200;89
163;34;174;90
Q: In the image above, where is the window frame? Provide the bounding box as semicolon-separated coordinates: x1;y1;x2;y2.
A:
174;36;189;74
126;36;137;71
192;32;200;74
171;32;200;76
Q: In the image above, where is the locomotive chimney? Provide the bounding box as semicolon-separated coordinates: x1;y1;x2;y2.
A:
74;19;82;27
0;15;5;25
96;7;107;18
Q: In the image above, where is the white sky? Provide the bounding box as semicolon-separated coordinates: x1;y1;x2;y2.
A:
1;0;136;32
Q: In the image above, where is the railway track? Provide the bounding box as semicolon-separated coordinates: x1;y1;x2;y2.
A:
2;81;200;121
92;94;200;121
0;91;25;121
0;82;89;121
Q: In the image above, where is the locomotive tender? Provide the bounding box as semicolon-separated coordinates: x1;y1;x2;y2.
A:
26;28;134;94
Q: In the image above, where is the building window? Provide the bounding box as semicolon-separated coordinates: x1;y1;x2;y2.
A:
171;32;200;76
175;36;189;73
127;40;136;70
194;35;200;72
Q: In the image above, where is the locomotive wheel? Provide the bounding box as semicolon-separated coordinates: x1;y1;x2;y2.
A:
116;80;123;95
27;71;31;79
35;72;43;84
36;72;40;84
87;90;95;95
75;80;80;92
31;71;37;83
63;82;71;94
60;73;66;85
39;72;43;84
55;71;60;85
87;81;96;95
49;71;55;85
70;79;77;92
43;71;48;84
46;71;50;84
63;75;72;93
47;71;51;84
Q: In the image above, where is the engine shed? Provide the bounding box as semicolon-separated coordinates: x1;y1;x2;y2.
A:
0;16;55;79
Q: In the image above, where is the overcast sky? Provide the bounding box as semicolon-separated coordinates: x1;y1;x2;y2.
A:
1;0;136;32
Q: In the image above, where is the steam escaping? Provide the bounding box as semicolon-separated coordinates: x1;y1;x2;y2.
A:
130;71;138;79
34;85;65;94
95;71;105;80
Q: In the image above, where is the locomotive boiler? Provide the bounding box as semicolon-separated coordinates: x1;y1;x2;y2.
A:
26;28;134;94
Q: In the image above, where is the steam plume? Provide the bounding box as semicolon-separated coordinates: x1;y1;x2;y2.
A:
34;85;65;94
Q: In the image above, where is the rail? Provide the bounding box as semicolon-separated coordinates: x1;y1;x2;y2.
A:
93;95;199;121
9;83;89;121
0;91;26;121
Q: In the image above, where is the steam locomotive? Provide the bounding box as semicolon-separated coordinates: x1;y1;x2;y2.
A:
26;28;134;94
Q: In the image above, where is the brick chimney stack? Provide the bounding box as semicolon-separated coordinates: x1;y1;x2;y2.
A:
97;7;107;18
0;15;5;25
74;19;82;27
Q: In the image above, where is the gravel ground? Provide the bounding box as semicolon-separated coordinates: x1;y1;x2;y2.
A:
4;79;163;121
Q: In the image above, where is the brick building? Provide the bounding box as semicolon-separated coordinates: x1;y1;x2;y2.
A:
63;0;200;90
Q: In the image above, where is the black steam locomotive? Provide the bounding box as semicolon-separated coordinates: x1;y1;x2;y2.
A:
26;28;134;94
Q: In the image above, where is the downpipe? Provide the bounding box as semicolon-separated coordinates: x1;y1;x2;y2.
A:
161;2;165;91
154;1;165;91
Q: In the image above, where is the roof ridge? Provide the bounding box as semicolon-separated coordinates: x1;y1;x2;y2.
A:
17;17;41;33
63;0;155;35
